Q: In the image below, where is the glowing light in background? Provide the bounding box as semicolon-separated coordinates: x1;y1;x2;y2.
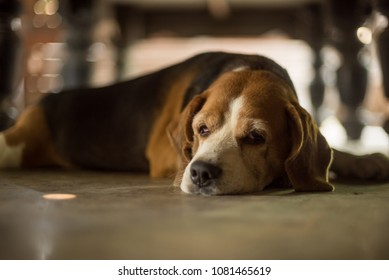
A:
33;0;62;29
44;0;58;16
357;27;372;45
33;0;58;16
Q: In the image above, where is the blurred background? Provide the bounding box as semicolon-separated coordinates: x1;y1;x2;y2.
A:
1;0;389;155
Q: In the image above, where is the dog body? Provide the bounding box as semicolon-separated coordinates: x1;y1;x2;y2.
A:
1;52;389;195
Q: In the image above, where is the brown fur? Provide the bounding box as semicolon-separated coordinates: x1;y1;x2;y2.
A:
146;70;198;178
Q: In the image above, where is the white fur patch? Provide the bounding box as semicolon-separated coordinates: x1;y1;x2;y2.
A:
0;134;24;168
229;96;244;129
231;66;249;72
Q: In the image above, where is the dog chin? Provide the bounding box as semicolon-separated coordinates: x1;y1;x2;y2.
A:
180;183;221;196
180;181;259;195
181;179;270;195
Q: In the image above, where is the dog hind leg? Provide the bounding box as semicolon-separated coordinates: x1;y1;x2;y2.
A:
0;105;70;169
0;133;24;168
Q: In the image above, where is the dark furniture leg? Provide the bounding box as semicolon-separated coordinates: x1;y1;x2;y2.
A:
59;0;98;89
329;0;371;139
305;3;326;123
0;0;21;130
113;6;144;81
376;0;389;134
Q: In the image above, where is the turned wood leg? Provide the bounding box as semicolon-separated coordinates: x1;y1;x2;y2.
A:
113;5;144;81
376;0;389;134
305;3;326;124
335;45;368;139
329;0;371;140
0;0;21;130
59;0;97;88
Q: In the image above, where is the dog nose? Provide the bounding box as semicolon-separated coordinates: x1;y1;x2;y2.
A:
190;161;222;187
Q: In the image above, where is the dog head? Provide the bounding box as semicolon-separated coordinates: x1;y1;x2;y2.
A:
168;70;334;195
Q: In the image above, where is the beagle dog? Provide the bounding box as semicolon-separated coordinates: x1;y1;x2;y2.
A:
1;52;389;195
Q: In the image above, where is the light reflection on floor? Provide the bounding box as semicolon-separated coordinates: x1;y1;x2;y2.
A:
42;193;77;200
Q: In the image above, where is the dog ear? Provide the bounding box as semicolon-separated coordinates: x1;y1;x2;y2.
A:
167;94;206;164
284;102;334;192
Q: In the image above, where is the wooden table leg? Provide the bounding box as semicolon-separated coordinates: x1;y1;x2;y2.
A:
376;0;389;134
329;0;371;139
59;0;98;89
0;0;21;130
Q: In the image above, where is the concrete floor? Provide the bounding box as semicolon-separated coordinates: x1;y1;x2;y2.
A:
0;169;389;260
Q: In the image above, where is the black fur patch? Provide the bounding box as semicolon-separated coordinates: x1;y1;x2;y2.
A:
181;52;296;110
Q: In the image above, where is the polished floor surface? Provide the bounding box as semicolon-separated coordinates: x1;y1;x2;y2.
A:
1;169;388;260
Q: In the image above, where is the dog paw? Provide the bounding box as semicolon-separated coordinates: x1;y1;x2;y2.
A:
332;150;389;182
352;153;389;181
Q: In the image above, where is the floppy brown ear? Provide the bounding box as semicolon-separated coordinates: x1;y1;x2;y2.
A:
285;102;334;192
167;94;206;164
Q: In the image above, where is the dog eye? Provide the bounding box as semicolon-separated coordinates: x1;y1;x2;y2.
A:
243;131;266;145
198;125;210;137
